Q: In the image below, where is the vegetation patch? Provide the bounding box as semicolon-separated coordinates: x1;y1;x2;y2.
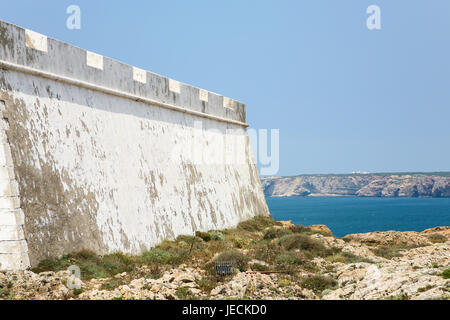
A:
442;269;450;279
231;238;246;249
291;225;330;236
371;245;415;260
197;277;219;293
250;263;271;272
250;242;282;265
278;279;291;287
140;248;185;266
175;287;191;300
275;251;308;269
300;275;337;295
386;293;409;300
214;250;249;272
417;285;434;293
100;278;124;291
263;227;292;240
426;234;447;244
208;231;225;242
0;287;11;299
32;250;135;280
326;252;373;264
30;216;420;300
195;231;212;242
237;216;280;232
278;234;333;257
194;231;225;242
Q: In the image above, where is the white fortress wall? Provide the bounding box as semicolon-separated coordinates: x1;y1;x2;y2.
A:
0;20;269;269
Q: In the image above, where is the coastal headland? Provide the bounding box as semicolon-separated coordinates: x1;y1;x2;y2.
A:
262;173;450;198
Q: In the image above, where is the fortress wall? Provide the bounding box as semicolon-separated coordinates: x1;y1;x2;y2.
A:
0;21;269;269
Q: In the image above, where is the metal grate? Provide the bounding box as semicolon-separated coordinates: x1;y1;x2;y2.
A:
215;262;233;276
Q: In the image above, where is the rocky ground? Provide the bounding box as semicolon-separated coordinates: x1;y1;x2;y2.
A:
0;218;448;300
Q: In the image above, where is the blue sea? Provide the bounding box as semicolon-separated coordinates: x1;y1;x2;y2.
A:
266;197;450;237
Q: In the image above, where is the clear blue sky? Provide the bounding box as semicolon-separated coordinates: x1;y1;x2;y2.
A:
1;1;449;176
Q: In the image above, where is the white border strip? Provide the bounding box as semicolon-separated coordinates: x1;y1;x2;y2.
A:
0;60;248;127
199;89;209;102
133;67;147;84
223;97;234;109
169;79;180;93
86;51;104;70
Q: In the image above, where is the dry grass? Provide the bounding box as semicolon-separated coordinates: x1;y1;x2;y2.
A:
31;215;369;297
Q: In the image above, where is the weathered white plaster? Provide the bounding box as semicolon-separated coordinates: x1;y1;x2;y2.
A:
0;125;27;269
0;142;13;163
0;252;30;270
0;225;24;241
0;69;268;267
0;210;25;226
0;20;269;269
0;240;28;254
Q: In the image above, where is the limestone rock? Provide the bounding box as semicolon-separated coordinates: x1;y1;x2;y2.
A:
262;174;450;198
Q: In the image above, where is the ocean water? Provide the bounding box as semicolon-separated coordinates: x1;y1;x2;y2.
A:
266;197;450;237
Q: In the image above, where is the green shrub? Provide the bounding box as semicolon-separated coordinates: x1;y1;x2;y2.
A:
0;287;11;299
101;253;135;276
140;248;184;266
72;288;84;296
300;275;337;295
275;251;317;272
278;234;330;257
417;285;434;293
250;263;270;272
208;231;225;242
195;231;211;242
275;251;307;267
427;234;447;244
195;231;225;242
386;293;409;300
291;225;313;234
214;250;248;272
442;269;450;279
32;250;135;280
326;252;373;264
175;287;190;299
238;216;278;232
100;278;124;290
232;238;246;248
278;279;291;287
326;253;347;264
250;242;280;264
371;246;410;259
176;235;197;243
263;227;292;240
197;277;219;293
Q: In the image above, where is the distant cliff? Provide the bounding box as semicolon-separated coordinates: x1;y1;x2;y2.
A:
261;173;450;198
